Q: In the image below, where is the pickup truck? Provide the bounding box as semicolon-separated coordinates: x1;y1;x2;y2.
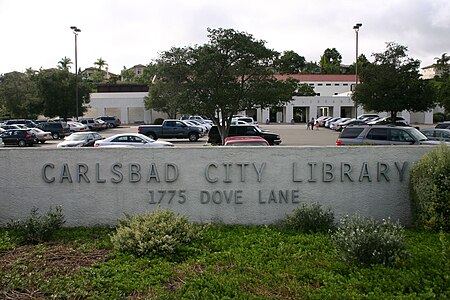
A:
137;120;204;142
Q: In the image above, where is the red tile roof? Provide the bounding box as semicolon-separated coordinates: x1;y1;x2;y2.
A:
273;74;356;82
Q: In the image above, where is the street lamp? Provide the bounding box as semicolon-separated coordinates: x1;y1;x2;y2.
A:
353;23;362;118
70;26;81;119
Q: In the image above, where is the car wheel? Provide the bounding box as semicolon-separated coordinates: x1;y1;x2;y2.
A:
18;140;26;147
40;140;46;144
147;133;158;140
188;132;199;142
52;133;60;139
108;123;114;128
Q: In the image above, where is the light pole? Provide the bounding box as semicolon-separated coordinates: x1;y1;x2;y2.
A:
353;23;362;118
70;26;81;120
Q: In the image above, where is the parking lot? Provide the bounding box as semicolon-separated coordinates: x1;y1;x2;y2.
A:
4;123;433;149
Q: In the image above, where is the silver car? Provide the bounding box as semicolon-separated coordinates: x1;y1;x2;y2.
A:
94;133;174;147
420;128;450;142
336;125;447;146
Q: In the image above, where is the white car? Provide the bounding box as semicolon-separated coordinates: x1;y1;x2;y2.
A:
29;127;53;143
67;121;89;132
94;133;174;147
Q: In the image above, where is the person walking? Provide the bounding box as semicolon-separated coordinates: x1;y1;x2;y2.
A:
310;118;315;130
306;120;311;130
315;120;319;130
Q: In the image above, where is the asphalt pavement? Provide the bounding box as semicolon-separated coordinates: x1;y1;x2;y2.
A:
27;123;436;148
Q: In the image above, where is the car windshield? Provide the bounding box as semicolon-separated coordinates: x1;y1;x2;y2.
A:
66;134;88;141
408;128;428;141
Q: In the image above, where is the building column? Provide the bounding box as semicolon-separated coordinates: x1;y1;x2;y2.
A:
120;107;128;124
424;110;433;125
285;103;294;123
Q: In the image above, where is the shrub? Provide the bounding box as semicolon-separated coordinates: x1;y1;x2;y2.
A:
433;112;446;123
409;144;450;231
332;215;408;266
7;206;65;244
282;202;335;233
110;209;201;256
153;118;164;125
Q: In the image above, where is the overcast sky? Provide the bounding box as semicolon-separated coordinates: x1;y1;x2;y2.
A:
0;0;449;75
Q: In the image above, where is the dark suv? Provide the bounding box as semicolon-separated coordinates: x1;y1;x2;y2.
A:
36;122;70;139
336;125;443;146
208;125;281;145
0;129;36;147
96;116;121;128
435;122;450;129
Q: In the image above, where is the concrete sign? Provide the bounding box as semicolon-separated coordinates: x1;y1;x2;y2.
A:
0;146;434;226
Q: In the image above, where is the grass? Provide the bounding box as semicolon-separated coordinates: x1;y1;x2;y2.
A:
0;225;449;299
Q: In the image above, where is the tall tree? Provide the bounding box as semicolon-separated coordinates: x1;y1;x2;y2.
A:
302;61;321;74
144;47;191;118
36;68;91;119
348;54;371;74
94;58;108;71
434;53;449;77
275;50;306;74
353;42;436;121
186;28;297;143
57;57;73;71
320;48;342;74
0;71;41;118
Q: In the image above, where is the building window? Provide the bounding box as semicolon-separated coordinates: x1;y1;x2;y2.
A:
309;83;314;86
326;83;331;86
317;83;323;86
334;93;338;95
334;83;340;86
343;83;348;86
316;93;321;96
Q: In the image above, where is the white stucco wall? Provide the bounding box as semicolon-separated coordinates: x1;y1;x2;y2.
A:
0;146;435;227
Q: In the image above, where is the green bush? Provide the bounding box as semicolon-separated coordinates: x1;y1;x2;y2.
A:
7;206;65;244
153;118;164;125
332;215;408;266
433;112;446;123
410;144;450;231
110;209;201;256
282;202;335;233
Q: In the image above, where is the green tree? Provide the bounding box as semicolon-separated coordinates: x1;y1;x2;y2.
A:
302;61;321;74
121;66;135;82
275;50;306;74
0;71;41;118
135;63;158;84
57;57;72;71
295;83;316;96
144;47;190;119
187;28;297;143
434;53;449;77
94;58;108;71
320;48;342;74
353;42;436;121
348;54;371;74
36;68;91;119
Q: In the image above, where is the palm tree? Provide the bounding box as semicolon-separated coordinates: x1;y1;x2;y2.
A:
434;53;449;76
94;58;108;71
57;57;73;71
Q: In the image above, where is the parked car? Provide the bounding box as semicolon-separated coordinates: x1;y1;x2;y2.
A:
94;133;174;147
420;128;450;142
138;119;204;142
232;116;258;126
36;121;71;139
96;116;121;128
367;116;409;126
357;114;379;120
67;121;89;132
78;118;104;131
181;115;213;125
330;118;351;130
0;129;36;147
224;136;269;146
29;127;52;143
324;117;342;128
318;116;333;127
208;125;281;145
5;119;37;128
336;125;444;146
435;121;450;129
339;119;368;130
1;124;22;130
57;132;104;148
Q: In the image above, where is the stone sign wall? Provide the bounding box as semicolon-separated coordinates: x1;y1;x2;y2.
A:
0;146;433;226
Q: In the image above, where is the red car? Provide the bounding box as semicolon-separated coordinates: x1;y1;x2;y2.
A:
224;136;269;146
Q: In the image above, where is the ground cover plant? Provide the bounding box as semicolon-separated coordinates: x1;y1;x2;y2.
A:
1;224;449;299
